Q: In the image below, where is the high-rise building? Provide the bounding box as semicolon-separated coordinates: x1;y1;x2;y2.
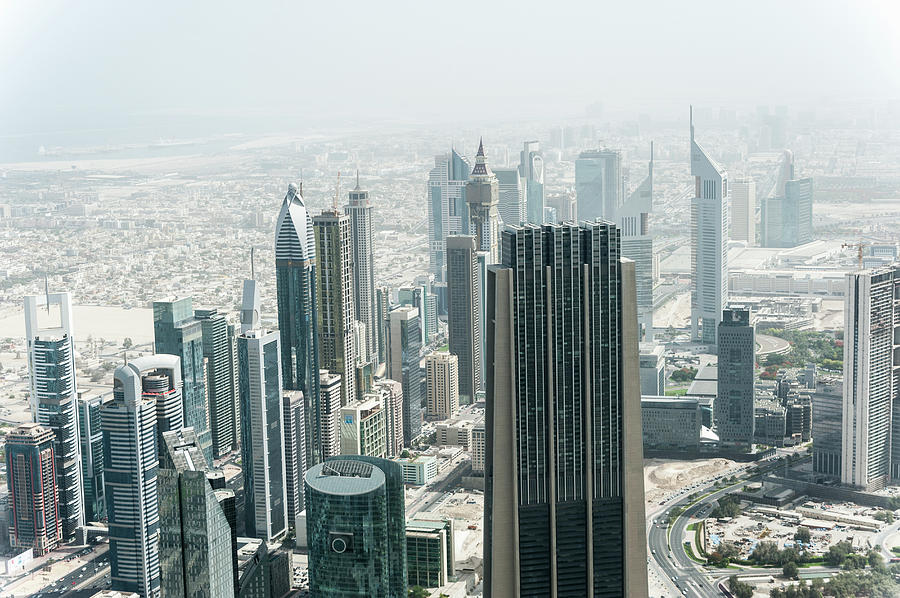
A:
195;308;239;459
339;396;386;458
345;173;378;365
314;209;357;407
104;355;182;597
812;378;842;477
471;424;485;475
158;428;236;598
375;287;391;366
519;141;544;224
275;184;322;464
446;235;481;404
575;149;625;222
762;175;814;248
5;423;60;555
319;370;342;459
374;378;404;458
386;307;423;445
153;297;212;463
484;222;648;598
304;456;407;597
494;167;525;227
406;514;455;589
282;390;306;535
730;178;756;244
690;109;730;347
398;284;437;347
639;343;665;397
425;352;459;420
716;309;756;450
842;266;900;490
238;281;288;542
466;139;501;264
24;291;83;540
617;143;654;341
427;149;471;281
78;390;109;523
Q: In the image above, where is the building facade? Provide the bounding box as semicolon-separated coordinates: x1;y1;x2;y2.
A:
731;178;756;244
812;378;843;477
195;308;239;459
345;174;378;364
78;390;109;523
519;141;545;225
425;352;459;420
617;144;654;340
465;140;501;264
575;149;624;222
494;166;525;227
375;378;404;458
446;235;481;404
428;149;471;281
386;307;423;445
5;423;60;555
340;397;386;458
282;390;307;535
716;309;756;449
319;370;342;459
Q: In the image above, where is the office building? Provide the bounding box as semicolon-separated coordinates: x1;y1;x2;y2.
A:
319;370;342;459
104;355;182;597
375;378;404;457
238;280;288;542
5;423;60;555
435;419;474;449
305;456;407;597
763;178;814;248
842;266;900;490
340;396;386;458
754;400;787;446
158;428;235;598
465;139;501;264
398;284;437;347
519;141;544;224
24;291;83;540
639;343;665;397
314;209;357;407
427;149;471;281
195;308;239;459
397;455;438;486
345;173;378;364
446;235;481;404
425;352;459;420
731;178;756;244
484;222;648;597
641;396;715;452
375;287;391;366
690;110;730;346
275;184;322;464
812;378;842;477
78;390;109;523
716;309;756;450
617;143;654;340
406;515;455;589
233;537;290;598
494;166;525;226
387;307;423;445
153;297;212;463
471;424;485;474
282;390;306;534
575;149;625;222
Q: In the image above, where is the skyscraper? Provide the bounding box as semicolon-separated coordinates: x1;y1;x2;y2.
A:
387;306;423;445
494;166;525;227
238;284;288;542
427;149;471;281
842;266;900;490
575;148;625;222
282;390;307;535
425;352;459;420
339;396;386;458
466;139;501;264
762;164;813;249
158;428;236;598
24;291;83;540
276;184;322;464
716;309;756;450
446;235;481;404
519;141;544;225
153;297;213;463
314;209;357;407
690;108;730;347
374;378;404;458
319;370;342;459
398;284;437;348
5;423;60;555
78;390;109;523
304;456;407;598
484;222;648;598
195;308;239;459
375;287;391;366
617;142;654;341
104;355;182;597
345;173;378;365
730;178;756;244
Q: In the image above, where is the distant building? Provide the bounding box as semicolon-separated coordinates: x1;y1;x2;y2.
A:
465;140;501;264
78;390;110;523
427;150;471;281
575;149;624;222
345;173;378;364
319;371;342;459
425;352;459;420
406;514;455;588
812;378;842;477
730;179;756;244
617;143;654;340
641;397;714;452
195;308;239;459
762;152;813;248
785;396;812;443
387;307;423;445
446;235;481;404
304;457;407;597
5;423;60;555
340;397;386;459
716;309;755;449
396;455;438;486
493;167;525;226
398;284;437;347
519;141;544;224
639;343;665;396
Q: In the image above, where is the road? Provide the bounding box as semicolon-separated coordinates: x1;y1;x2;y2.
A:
756;334;791;356
406;457;470;516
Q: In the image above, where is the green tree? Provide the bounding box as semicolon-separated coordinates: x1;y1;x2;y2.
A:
825;541;853;567
123;337;133;349
728;576;753;598
794;526;811;544
408;586;429;598
783;561;799;579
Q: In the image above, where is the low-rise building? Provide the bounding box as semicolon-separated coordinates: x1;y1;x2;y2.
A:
406;513;455;588
396;455;438;485
639;343;665;396
435;420;475;449
754;399;786;447
641;396;716;452
340;397;386;458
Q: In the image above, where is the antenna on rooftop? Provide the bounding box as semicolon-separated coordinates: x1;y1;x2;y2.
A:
250;247;256;281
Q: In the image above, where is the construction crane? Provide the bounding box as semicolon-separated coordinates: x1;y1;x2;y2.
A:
841;241;869;270
333;171;341;211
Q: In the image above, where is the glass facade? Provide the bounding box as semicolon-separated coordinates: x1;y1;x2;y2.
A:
78;392;107;522
196;308;239;459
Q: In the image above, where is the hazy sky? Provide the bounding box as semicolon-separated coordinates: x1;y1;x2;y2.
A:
1;0;899;136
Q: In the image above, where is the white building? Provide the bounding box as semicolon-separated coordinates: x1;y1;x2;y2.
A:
396;455;438;485
731;178;756;244
425;352;459;420
340;396;386;458
319;370;342;459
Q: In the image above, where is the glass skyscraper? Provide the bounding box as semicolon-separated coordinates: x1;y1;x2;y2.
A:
195;308;239;459
446;235;481;404
716;309;756;449
427;149;471;282
304;456;407;597
575;148;625;222
78;390;109;523
519;141;544;225
484;222;648;597
386;306;423;445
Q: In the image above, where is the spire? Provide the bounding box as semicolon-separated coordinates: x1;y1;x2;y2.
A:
649;140;654;177
354;169;360;191
690;105;694;142
476;137;485;157
471;137;492;177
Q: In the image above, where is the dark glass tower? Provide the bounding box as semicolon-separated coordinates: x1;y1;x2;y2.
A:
484;222;648;598
304;456;407;597
196;308;239;459
387;306;423;445
716;308;756;450
276;184;322;465
446;235;481;404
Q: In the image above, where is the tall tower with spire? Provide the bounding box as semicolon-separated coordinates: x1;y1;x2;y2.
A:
617;142;654;340
689;107;730;348
275;184;323;465
345;172;378;365
465;139;501;264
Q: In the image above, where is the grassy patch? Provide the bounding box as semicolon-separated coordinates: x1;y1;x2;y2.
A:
892;547;900;556
683;542;705;564
665;387;688;396
687;522;698;531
